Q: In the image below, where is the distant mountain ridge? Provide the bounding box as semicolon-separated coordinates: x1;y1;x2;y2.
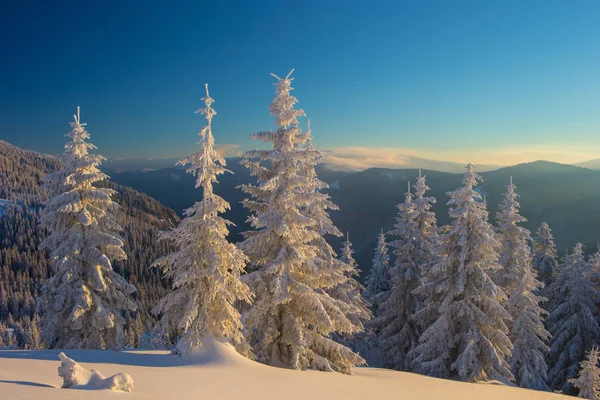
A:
575;158;600;170
102;154;600;279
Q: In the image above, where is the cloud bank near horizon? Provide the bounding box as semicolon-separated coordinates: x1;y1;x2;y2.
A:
318;146;599;173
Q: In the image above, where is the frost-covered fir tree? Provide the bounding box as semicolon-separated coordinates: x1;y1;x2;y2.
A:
412;170;439;275
364;229;392;313
495;176;550;390
495;177;532;299
589;245;600;287
547;243;600;393
532;222;559;287
328;233;371;331
37;107;136;349
375;181;422;371
507;246;551;391
239;71;364;373
569;347;600;400
410;164;513;382
152;85;252;355
298;126;370;334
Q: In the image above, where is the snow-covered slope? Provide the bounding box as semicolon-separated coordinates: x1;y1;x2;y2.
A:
0;343;570;400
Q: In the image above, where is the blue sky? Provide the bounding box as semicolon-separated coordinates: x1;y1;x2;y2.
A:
1;0;599;166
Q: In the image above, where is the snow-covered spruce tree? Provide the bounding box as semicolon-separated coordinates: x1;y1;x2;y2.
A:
328;233;371;332
239;71;364;373
532;222;559;288
589;245;600;287
546;243;600;393
507;244;551;391
495;177;532;299
494;176;550;390
37;107;136;349
410;164;513;382
412;170;439;275
364;229;392;314
375;181;422;371
152;85;252;355
569;347;600;400
298;124;370;334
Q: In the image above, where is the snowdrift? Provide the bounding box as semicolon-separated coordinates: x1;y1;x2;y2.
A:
0;343;571;400
58;352;134;392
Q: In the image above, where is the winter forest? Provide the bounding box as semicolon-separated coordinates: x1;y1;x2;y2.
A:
1;71;600;399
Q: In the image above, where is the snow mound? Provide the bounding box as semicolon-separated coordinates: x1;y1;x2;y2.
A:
172;336;253;367
58;352;134;392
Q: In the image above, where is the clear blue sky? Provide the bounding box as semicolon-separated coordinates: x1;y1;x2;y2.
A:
1;0;599;164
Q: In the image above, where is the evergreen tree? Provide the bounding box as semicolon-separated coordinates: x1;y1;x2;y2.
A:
589;246;600;288
299;125;370;334
412;170;439;275
507;245;551;391
239;71;364;373
532;222;559;287
410;164;513;382
569;347;600;400
22;314;43;350
547;243;600;393
375;181;421;371
37;107;136;349
152;85;252;355
364;230;391;313
495;177;531;299
328;233;371;331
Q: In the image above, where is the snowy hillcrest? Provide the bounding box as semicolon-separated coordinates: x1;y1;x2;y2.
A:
0;347;571;399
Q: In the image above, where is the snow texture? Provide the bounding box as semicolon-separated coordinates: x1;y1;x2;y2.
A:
58;352;134;392
0;348;570;400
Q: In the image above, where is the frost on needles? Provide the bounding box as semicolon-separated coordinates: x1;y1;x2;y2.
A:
410;164;513;382
37;107;136;349
374;181;422;371
239;71;365;373
152;85;252;355
496;177;550;391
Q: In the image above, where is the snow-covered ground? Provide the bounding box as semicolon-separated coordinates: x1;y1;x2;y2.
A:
0;341;570;400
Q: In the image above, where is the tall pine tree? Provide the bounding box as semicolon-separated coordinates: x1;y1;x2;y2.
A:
328;233;371;332
239;71;364;373
364;230;391;314
547;243;600;393
495;178;550;390
38;107;136;349
152;85;252;355
532;222;559;288
412;170;439;275
375;181;422;371
569;347;600;400
410;164;513;382
495;177;531;299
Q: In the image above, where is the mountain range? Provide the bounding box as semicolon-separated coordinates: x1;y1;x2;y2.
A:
102;156;600;277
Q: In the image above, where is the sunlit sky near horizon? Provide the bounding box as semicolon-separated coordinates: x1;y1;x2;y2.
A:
1;0;599;167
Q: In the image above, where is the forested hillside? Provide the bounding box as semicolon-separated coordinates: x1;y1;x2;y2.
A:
0;140;179;347
106;159;600;277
